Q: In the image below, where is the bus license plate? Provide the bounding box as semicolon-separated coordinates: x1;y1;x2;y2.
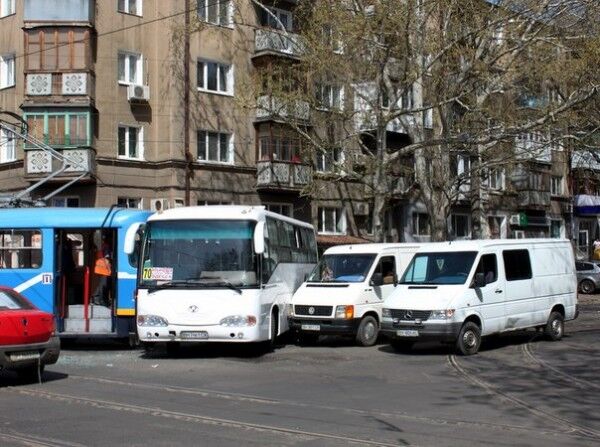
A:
301;324;320;331
397;329;419;337
10;351;41;362
180;331;209;340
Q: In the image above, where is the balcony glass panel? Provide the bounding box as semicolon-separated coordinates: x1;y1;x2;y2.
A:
24;0;94;22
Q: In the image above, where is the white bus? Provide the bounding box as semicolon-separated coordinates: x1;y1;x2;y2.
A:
131;205;317;352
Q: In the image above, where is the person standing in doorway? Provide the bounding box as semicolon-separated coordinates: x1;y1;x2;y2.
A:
92;232;112;306
593;238;600;261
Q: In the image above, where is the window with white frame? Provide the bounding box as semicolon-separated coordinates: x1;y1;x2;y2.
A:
322;25;343;53
551;176;563;196
412;213;430;236
198;0;232;26
51;197;80;207
265;203;293;217
259;5;292;31
197;60;233;95
0;127;16;163
315;83;343;110
197;130;233;163
316;147;343;172
118;0;142;16
400;85;413;110
118;125;143;159
487;168;505;190
450;214;471;239
530;172;544;190
318;207;346;234
0;0;15;18
117;51;143;85
117;197;142;209
0;54;15;89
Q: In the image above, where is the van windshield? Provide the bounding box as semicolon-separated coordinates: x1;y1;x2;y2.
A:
401;251;477;285
308;254;376;283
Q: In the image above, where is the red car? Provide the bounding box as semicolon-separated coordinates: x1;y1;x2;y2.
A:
0;287;60;380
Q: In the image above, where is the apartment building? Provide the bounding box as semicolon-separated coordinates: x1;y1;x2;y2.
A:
0;0;583;251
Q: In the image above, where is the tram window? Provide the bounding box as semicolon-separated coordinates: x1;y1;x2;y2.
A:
0;230;43;269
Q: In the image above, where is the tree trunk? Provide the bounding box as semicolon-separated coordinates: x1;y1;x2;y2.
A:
372;125;388;242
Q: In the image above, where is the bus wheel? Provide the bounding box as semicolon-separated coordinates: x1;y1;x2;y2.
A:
356;316;379;347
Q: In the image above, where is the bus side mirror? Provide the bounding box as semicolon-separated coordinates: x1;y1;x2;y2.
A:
472;272;486;288
254;221;265;255
124;222;144;255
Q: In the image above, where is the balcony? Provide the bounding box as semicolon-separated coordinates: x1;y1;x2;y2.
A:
256;95;310;123
517;190;551;208
25;73;94;103
256;161;311;191
24;147;95;180
253;29;304;59
24;0;95;24
514;134;552;164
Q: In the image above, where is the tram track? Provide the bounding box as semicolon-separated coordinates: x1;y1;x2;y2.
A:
447;354;600;441
0;430;84;447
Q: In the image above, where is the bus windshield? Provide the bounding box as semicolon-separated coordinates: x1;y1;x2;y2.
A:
308;254;376;283
401;251;477;285
140;220;259;288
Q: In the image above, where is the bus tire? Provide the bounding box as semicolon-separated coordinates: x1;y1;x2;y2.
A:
355;316;379;347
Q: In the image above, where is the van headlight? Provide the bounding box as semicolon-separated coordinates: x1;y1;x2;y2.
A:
429;309;455;320
335;305;354;319
137;315;169;327
382;308;392;318
220;315;257;327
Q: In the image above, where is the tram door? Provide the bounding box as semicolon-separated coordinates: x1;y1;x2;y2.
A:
56;229;117;334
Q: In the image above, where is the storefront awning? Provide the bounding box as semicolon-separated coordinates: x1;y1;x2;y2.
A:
575;195;600;215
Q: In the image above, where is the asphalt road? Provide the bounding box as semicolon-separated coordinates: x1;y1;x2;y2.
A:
1;297;599;447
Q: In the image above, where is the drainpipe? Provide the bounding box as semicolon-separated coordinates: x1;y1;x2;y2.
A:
184;0;191;205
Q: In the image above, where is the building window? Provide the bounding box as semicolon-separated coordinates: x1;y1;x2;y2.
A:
198;0;232;26
118;125;143;159
0;0;15;18
25;29;90;71
51;197;80;207
0;54;14;89
259;5;292;31
412;213;430;236
118;197;142;209
551;176;563;196
197;130;233;163
450;214;471;239
318;207;346;234
265;203;293;217
316;147;343;172
118;0;142;16
258;135;300;161
0;127;16;163
550;219;563;238
118;51;143;85
487;168;505;190
197;60;233;95
488;215;506;239
315;84;343;110
24;112;91;147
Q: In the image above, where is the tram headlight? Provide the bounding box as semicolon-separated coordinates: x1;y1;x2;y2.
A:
219;315;257;327
137;315;169;327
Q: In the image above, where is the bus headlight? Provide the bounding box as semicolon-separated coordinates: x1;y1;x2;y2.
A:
220;315;257;327
335;305;354;320
382;308;392;319
429;309;455;320
137;315;169;327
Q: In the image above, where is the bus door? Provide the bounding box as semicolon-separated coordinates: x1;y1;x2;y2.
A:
56;229;117;334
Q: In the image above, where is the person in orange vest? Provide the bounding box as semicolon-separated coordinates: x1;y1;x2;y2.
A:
92;232;112;306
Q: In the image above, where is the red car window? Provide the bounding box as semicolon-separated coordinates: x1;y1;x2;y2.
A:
0;290;34;310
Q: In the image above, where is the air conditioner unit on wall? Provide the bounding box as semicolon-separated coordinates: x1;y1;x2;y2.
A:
127;84;150;102
509;214;521;225
151;198;170;212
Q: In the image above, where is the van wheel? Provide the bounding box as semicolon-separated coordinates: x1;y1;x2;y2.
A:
456;322;481;356
580;279;595;294
356;316;379;347
543;311;564;341
390;339;414;352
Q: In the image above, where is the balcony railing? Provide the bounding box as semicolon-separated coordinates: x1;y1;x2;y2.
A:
254;29;304;58
25;73;94;98
24;0;95;23
256;95;310;122
517;190;551;207
256;161;311;190
25;147;95;178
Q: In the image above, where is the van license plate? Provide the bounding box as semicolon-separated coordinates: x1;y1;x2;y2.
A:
396;330;419;337
301;324;320;331
10;351;40;362
180;331;209;339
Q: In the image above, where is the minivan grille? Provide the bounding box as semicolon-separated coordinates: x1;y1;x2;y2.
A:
390;309;432;321
294;305;333;317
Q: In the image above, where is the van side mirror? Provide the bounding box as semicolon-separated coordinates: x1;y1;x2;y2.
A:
393;273;399;287
370;273;383;287
253;221;265;255
473;272;486;288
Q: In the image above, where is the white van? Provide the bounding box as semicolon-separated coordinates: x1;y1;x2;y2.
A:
289;243;420;346
381;239;578;355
